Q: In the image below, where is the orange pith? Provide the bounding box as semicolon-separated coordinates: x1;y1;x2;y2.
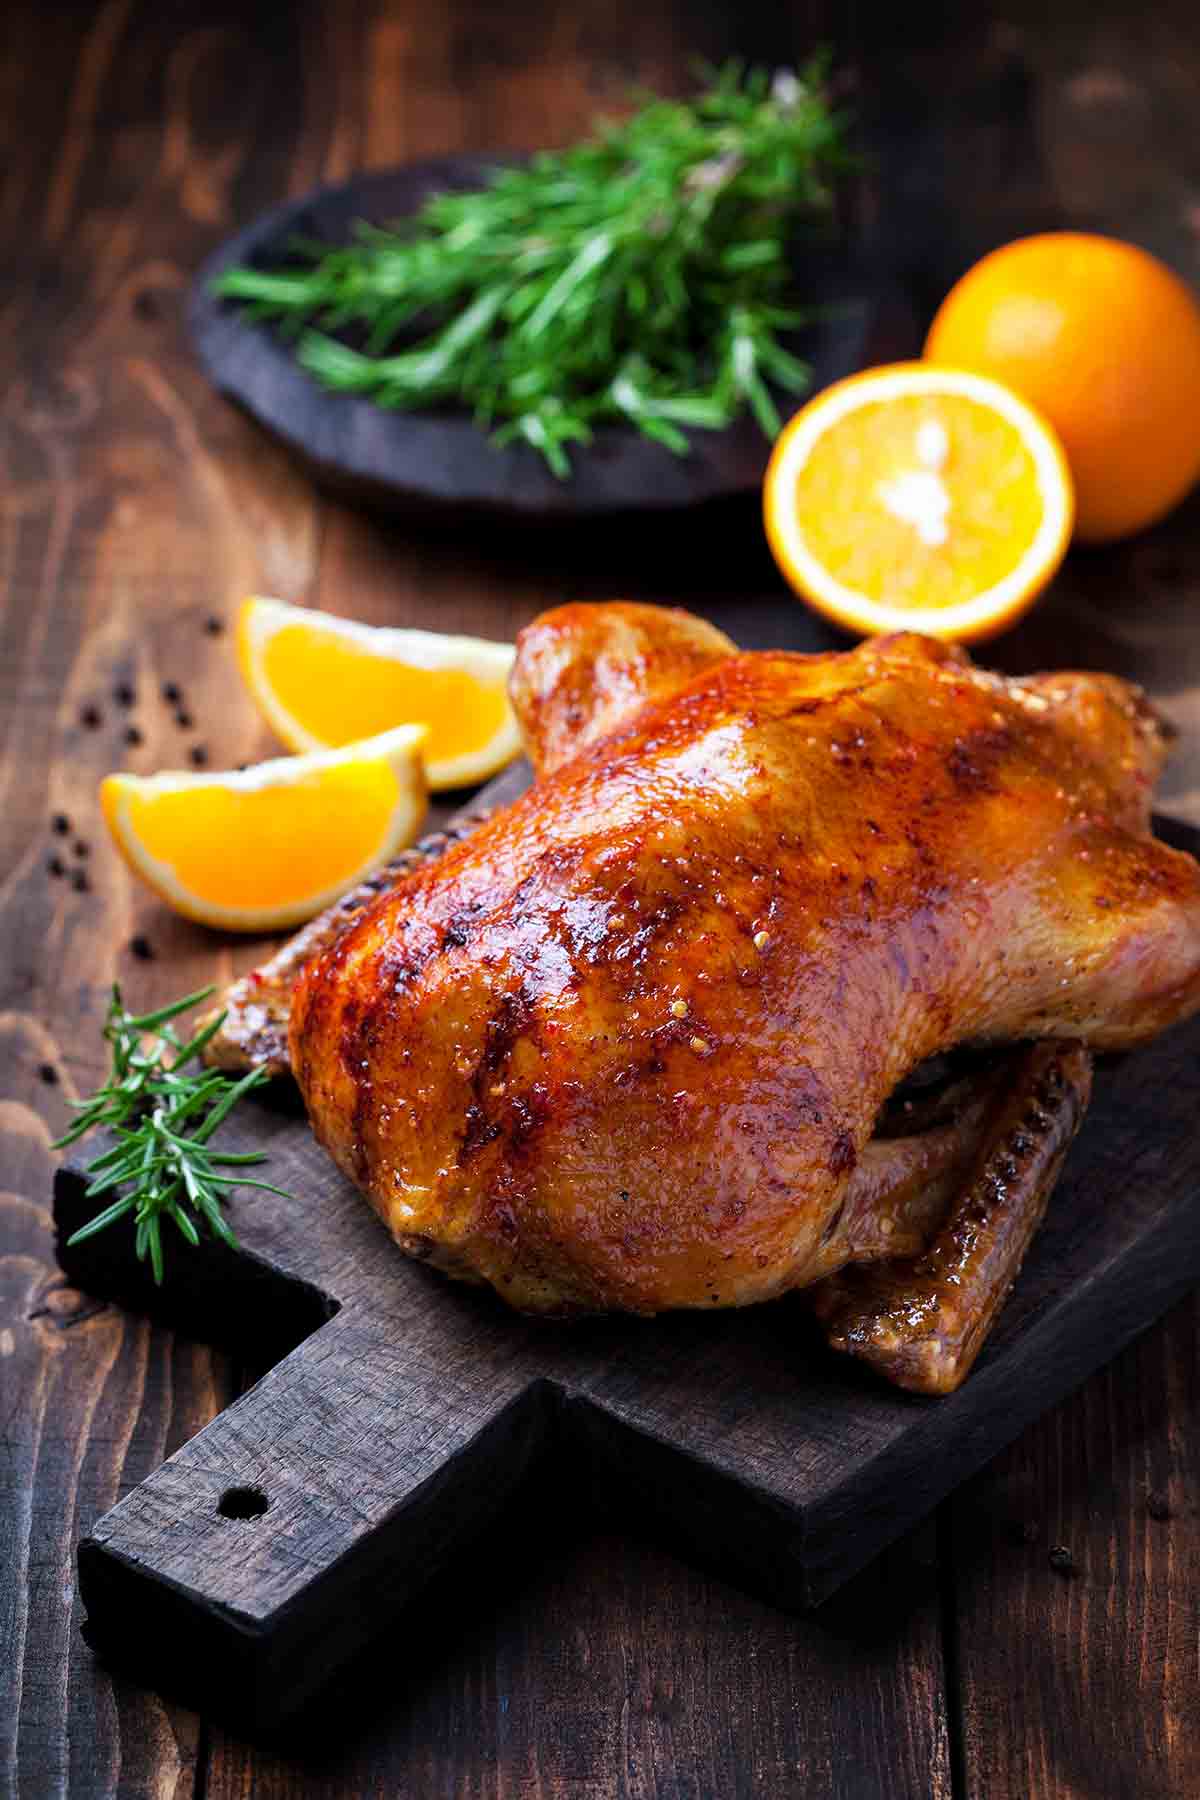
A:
256;623;511;763
116;762;405;910
791;392;1043;608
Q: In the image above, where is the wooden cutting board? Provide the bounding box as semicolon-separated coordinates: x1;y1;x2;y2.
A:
54;787;1200;1735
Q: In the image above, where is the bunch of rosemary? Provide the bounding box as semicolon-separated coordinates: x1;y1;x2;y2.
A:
215;60;849;475
56;986;287;1283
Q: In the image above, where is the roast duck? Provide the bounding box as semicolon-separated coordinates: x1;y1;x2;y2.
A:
205;602;1200;1393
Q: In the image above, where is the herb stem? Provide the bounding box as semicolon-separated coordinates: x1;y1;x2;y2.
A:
55;985;287;1282
215;59;850;474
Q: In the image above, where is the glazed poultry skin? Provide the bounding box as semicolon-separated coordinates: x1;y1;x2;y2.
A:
288;603;1200;1388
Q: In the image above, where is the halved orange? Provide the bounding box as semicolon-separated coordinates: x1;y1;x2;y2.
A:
763;363;1074;642
100;726;427;932
238;596;522;790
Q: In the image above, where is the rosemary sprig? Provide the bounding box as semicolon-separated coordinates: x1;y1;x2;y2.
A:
215;59;851;475
55;985;288;1284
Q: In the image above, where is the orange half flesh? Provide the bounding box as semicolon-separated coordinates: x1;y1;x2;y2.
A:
764;363;1074;642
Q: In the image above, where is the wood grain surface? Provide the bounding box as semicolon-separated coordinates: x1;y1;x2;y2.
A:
3;0;1200;1795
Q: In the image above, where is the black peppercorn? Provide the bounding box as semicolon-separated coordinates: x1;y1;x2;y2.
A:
204;615;225;636
80;704;102;729
162;681;182;704
1048;1545;1075;1575
73;840;89;859
38;1062;58;1085
47;855;65;878
129;934;155;961
71;869;90;893
1147;1491;1172;1522
175;709;194;730
114;681;136;707
189;745;208;767
52;813;70;835
124;724;143;746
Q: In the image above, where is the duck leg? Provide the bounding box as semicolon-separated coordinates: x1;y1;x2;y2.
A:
810;1042;1093;1395
807;1058;1018;1281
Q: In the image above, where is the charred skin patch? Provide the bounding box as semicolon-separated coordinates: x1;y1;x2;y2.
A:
947;725;1012;795
482;985;538;1078
783;1067;828;1131
461;1103;502;1160
828;1130;858;1176
379;915;450;993
341;984;396;1185
459;982;541;1165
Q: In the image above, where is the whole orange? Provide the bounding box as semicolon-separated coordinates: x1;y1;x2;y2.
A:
924;233;1200;542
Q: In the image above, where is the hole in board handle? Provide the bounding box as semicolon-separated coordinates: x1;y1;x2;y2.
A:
218;1484;269;1521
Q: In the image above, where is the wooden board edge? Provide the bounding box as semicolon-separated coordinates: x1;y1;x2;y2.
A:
78;1377;560;1736
54;1164;337;1366
562;1390;817;1608
783;1187;1200;1603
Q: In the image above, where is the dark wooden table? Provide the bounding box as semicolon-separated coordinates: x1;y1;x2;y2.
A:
3;2;1199;1794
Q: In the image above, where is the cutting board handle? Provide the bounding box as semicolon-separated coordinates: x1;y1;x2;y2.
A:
78;1305;553;1731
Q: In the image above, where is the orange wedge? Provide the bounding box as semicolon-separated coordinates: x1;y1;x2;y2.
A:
763;363;1074;642
238;596;522;790
100;727;427;932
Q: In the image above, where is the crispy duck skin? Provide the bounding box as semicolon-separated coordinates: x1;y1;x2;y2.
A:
277;603;1200;1392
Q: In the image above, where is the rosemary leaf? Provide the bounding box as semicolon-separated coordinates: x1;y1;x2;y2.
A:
215;59;851;474
56;986;287;1283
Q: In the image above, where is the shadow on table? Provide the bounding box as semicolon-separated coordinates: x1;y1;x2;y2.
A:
155;1293;1183;1777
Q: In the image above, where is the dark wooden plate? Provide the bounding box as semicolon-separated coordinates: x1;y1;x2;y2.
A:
187;155;879;520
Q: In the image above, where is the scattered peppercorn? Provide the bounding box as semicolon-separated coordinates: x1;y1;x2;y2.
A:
189;745;209;767
80;704;102;729
52;813;70;835
162;681;182;704
124;724;143;746
114;681;136;707
204;615;225;636
71;869;90;893
73;840;89;859
129;934;155;962
38;1062;58;1086
1048;1545;1075;1575
47;855;65;878
175;709;194;730
1146;1491;1172;1522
